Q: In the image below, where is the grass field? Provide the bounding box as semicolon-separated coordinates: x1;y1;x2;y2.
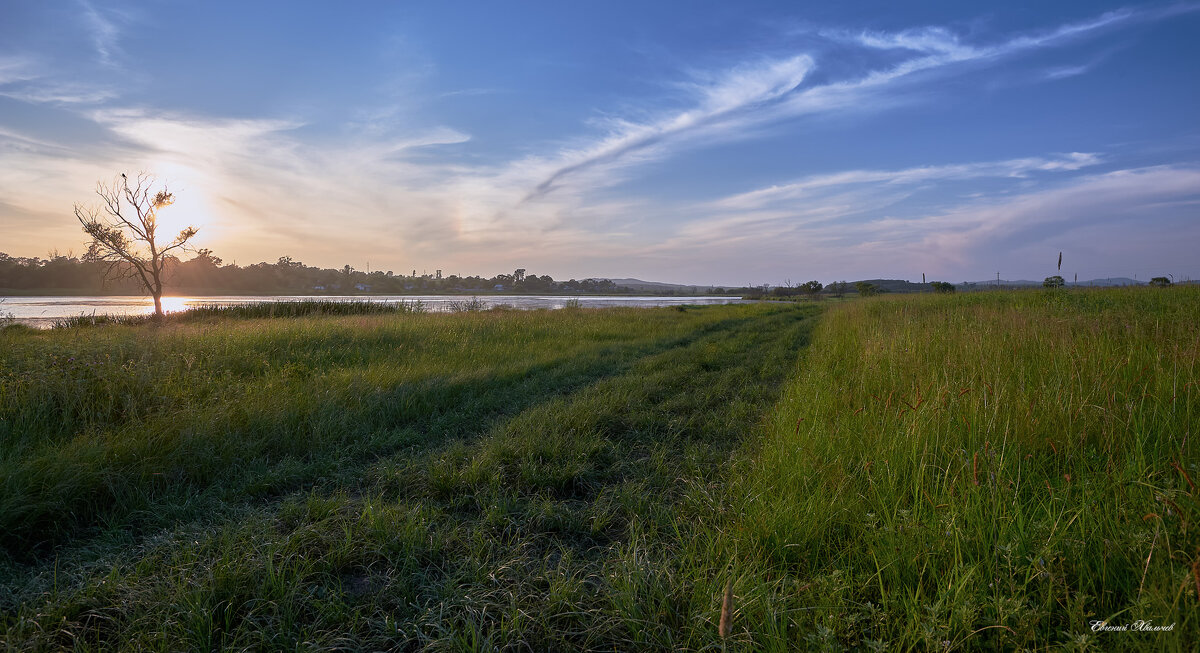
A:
1;289;1197;650
708;287;1200;651
1;302;817;650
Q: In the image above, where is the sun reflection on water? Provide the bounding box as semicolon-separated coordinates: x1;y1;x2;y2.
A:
159;297;194;314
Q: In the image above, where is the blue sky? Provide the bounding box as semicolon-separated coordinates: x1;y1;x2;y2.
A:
1;1;1198;285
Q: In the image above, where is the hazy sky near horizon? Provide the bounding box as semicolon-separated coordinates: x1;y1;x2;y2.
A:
2;1;1198;285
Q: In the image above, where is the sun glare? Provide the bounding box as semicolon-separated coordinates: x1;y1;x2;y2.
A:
158;296;191;314
151;182;213;249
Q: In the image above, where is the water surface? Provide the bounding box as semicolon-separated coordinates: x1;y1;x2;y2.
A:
1;295;750;328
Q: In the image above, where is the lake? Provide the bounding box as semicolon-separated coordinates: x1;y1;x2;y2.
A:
1;295;752;328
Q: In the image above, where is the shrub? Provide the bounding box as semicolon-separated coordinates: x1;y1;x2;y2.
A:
445;297;488;312
1043;275;1065;289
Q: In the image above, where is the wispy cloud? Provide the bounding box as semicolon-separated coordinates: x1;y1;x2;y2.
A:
872;165;1200;274
439;88;499;98
0;81;118;105
716;153;1102;210
77;0;122;67
0;56;37;85
0;54;117;106
840;8;1134;57
646;163;1200;280
90;108;306;160
0;13;123;106
771;9;1143;121
642;152;1103;258
1044;64;1092;80
72;109;491;259
848;25;979;57
513;7;1160;205
521;55;814;201
0;126;77;154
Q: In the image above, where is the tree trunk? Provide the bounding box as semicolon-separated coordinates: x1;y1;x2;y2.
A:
152;290;163;318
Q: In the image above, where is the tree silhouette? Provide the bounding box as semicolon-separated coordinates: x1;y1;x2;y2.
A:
854;281;878;296
75;172;196;317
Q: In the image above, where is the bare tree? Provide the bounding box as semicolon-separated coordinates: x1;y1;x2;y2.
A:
75;172;197;317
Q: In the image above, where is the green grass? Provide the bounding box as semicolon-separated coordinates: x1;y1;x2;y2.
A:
0;302;818;650
698;287;1200;650
2;289;1197;650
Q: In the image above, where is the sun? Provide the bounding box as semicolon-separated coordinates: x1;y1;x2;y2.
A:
145;174;216;255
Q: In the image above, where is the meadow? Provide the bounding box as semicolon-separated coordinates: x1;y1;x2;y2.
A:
0;288;1197;650
708;287;1199;651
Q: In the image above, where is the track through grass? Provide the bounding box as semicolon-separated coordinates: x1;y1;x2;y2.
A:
1;303;818;650
6;289;1193;650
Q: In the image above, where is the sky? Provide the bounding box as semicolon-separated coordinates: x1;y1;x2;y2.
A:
1;1;1198;285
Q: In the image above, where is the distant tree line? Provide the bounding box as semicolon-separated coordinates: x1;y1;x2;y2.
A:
766;280;825;299
10;250;1178;298
0;252;633;295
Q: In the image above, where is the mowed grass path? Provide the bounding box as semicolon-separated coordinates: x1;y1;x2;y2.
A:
1;303;818;650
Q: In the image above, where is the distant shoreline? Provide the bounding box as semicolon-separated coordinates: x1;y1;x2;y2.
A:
0;289;742;298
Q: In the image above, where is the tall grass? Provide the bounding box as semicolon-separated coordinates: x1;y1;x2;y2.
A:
50;299;427;328
0;299;16;329
693;287;1199;650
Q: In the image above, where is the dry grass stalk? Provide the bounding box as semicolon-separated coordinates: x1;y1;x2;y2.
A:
1138;520;1160;600
1193;559;1200;600
719;577;733;638
1159;496;1186;523
1171;461;1196;493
